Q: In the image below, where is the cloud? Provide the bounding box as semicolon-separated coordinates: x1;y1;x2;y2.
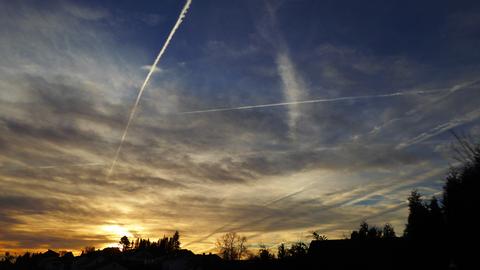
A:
140;14;165;26
62;2;109;21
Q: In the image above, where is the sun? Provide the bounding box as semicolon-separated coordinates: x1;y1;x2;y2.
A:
102;225;132;238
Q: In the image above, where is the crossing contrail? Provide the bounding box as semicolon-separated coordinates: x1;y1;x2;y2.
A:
178;88;448;115
106;0;192;179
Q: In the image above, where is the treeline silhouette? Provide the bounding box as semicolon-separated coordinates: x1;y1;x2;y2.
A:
399;134;479;269
117;231;180;255
0;231;190;270
1;135;479;269
350;222;396;240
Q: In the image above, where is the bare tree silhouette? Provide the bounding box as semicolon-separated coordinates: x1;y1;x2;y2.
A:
216;232;248;260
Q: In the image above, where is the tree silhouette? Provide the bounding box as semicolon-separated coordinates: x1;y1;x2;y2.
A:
358;221;369;239
126;232;182;255
277;243;287;260
159;235;168;251
216;232;248;260
2;252;14;264
382;223;396;239
81;246;95;255
367;226;382;240
442;136;480;269
426;196;445;240
170;231;181;251
404;190;430;240
404;190;447;242
350;221;397;240
257;245;275;260
312;231;328;241
398;135;480;269
350;230;359;240
287;242;308;258
119;236;131;251
351;221;370;240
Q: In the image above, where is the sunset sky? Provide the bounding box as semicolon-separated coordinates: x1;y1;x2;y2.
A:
1;0;480;255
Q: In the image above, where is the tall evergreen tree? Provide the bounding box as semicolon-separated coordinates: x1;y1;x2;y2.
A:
171;231;181;251
404;190;429;240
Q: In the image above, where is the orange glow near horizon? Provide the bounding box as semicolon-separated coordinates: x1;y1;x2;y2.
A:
101;225;133;239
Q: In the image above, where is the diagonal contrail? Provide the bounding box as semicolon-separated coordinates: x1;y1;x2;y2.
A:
396;107;480;149
0;162;105;172
178;88;448;115
106;0;192;179
368;80;480;136
182;187;308;248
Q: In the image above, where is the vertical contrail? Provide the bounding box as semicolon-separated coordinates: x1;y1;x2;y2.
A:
263;2;307;138
106;0;192;179
276;53;307;137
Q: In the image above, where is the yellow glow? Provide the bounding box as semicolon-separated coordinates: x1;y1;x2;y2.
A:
102;225;132;238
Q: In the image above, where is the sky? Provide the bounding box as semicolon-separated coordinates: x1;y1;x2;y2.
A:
1;0;480;254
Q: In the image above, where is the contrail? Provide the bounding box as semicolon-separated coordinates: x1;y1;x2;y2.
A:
184;166;444;248
106;0;192;179
263;2;306;136
368;79;480;135
396;107;480;150
276;52;307;136
179;88;448;115
0;162;105;172
182;187;308;248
